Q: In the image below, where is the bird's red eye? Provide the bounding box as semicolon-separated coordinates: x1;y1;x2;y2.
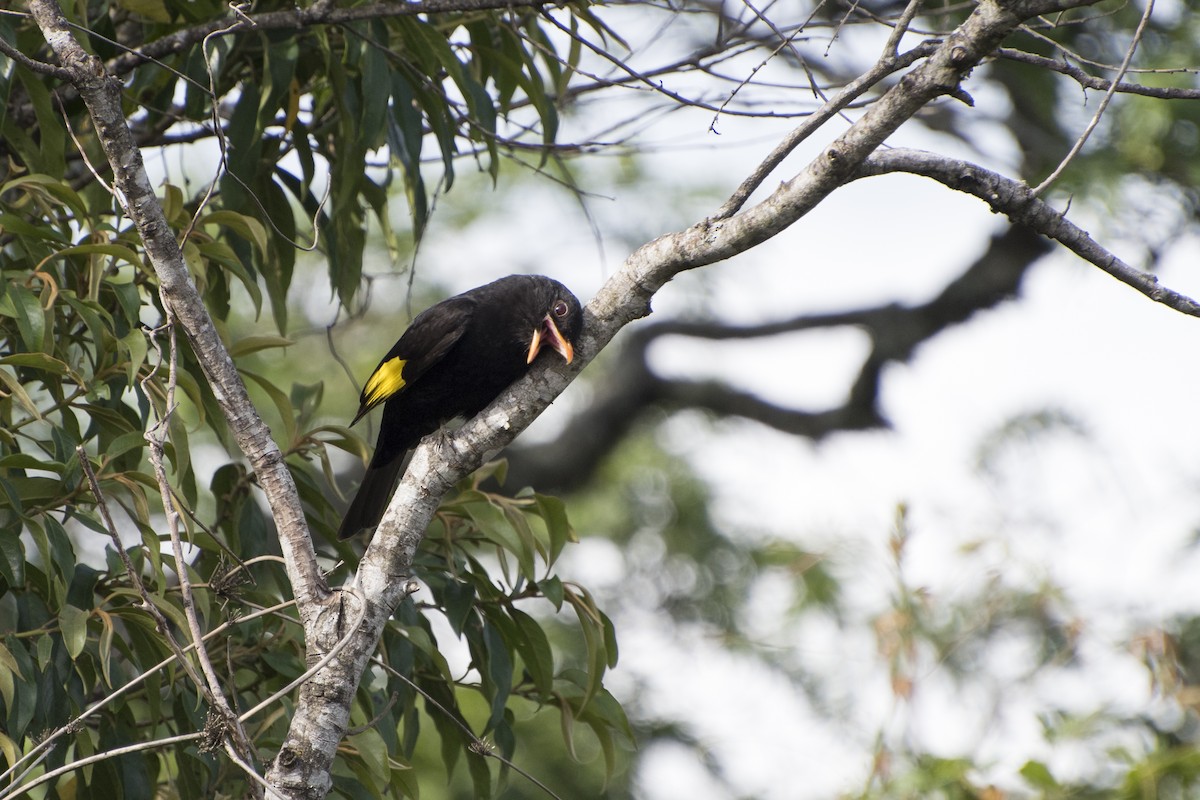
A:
553;300;569;317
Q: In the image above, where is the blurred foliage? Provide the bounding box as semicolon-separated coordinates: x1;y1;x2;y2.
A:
3;0;1200;799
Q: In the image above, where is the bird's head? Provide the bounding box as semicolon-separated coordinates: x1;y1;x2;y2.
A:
525;279;583;365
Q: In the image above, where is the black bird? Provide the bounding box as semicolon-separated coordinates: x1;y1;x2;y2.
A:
337;274;583;539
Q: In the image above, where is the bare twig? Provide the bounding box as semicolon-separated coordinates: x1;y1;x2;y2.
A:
0;31;69;78
225;740;284;800
55;95;118;198
857;147;1200;316
236;590;369;724
1031;0;1155;195
711;0;828;129
177;7;257;248
5;733;203;799
142;320;255;760
75;443;204;680
371;655;567;800
714;0;935;219
541;12;817;120
995;47;1200;100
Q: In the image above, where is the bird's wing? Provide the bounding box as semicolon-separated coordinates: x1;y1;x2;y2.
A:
353;296;475;422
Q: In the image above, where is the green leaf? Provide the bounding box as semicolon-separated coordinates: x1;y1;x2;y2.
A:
360;21;392;149
15;68;66;178
109;280;143;327
442;580;477;637
243;370;298;446
0;453;65;473
308;424;370;461
0;213;71;244
0;532;23;587
1;174;88;223
1020;760;1059;789
161;182;184;225
195;239;264;318
43;515;77;594
228;335;294;358
581;687;634;744
539;575;564;610
510;608;554;696
105;430;147;461
115;0;172;23
263;36;301;124
59;604;89;660
120;328;149;388
0;352;69;376
258;178;297;330
465;498;536;582
4;282;46;353
482;620;513;733
565;585;609;712
348;728;390;790
388;71;430;233
96;608;115;688
51;243;144;269
600;609;618;669
63;293;113;343
198;209;270;257
0;366;42;420
499;502;540;581
534;494;576;566
223;81;265;207
557;686;579;760
0;641;19;711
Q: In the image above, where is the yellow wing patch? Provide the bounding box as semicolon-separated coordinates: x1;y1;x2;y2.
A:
362;357;407;407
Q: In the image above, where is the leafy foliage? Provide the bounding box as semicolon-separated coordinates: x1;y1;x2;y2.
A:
0;463;628;798
0;1;624;797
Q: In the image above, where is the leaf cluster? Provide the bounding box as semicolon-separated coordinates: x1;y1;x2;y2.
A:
0;454;634;798
1;1;605;321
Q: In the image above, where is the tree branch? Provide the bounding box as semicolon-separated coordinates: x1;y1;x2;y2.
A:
856;148;1200;316
994;47;1200;100
0;31;69;78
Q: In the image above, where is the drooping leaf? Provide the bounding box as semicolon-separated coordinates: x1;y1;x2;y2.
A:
58;603;89;660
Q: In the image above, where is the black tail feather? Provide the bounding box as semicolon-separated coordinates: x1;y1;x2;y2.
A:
337;454;406;539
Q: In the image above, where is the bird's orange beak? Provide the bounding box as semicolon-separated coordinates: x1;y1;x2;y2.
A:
527;315;575;365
